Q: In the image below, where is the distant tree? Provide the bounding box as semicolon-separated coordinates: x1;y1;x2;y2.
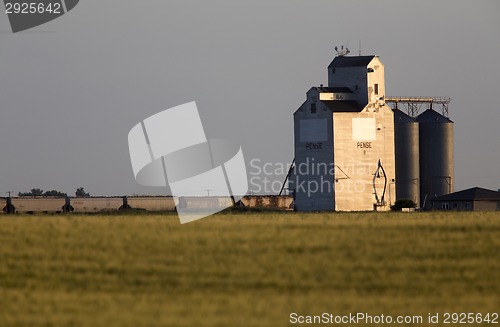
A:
31;188;44;196
43;190;67;197
75;187;90;197
18;188;67;197
18;188;44;196
391;199;417;211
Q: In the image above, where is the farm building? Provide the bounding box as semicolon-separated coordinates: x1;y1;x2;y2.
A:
290;50;454;212
430;187;500;211
291;53;396;211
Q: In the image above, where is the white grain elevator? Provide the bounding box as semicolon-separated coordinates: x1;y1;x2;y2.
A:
290;52;396;211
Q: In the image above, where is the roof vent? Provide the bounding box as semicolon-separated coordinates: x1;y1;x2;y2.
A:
334;45;350;57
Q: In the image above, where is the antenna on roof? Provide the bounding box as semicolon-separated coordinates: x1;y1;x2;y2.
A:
359;40;361;56
335;44;350;57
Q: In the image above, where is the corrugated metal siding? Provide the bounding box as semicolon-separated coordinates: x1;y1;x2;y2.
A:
128;197;176;211
394;109;420;205
418;110;454;208
11;197;65;212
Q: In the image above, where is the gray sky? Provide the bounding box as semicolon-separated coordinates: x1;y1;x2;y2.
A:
1;0;499;196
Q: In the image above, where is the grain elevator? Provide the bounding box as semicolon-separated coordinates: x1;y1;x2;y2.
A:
291;51;396;211
290;49;454;211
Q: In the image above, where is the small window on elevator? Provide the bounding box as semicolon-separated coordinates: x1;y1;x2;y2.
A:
374;84;379;95
310;103;316;114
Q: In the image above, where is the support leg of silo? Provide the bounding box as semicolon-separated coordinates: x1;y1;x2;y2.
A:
119;196;132;210
62;197;74;213
3;197;16;214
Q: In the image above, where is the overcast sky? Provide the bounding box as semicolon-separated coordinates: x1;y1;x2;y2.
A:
1;0;499;196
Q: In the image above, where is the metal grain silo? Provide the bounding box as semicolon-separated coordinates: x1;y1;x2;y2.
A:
393;109;420;206
417;109;454;208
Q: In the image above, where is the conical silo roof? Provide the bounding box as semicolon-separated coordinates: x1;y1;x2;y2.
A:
393;108;417;123
417;109;453;123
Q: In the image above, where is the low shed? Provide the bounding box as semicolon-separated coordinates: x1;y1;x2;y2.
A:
430;187;500;211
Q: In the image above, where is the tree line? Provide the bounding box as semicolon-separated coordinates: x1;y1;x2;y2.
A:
18;187;90;197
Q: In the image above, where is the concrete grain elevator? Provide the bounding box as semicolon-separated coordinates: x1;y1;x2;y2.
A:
291;51;396;211
290;49;454;211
